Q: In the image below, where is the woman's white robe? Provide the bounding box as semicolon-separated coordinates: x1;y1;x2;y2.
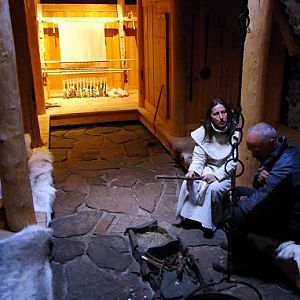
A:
176;126;236;231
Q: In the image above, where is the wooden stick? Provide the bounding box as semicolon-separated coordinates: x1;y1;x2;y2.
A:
155;175;203;180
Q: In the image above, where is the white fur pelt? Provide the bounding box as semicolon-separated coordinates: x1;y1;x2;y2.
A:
277;241;300;273
28;146;56;225
0;225;53;300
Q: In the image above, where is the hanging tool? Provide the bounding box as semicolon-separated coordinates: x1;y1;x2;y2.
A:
200;12;211;80
217;16;226;93
153;84;165;133
189;14;195;102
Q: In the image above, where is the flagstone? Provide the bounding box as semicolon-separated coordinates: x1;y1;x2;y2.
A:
51;149;67;162
100;138;125;162
65;160;120;171
151;198;177;223
110;174;137;187
106;129;139;144
51;136;74;149
126;125;153;140
51;211;102;238
124;140;149;157
133;182;163;213
64;128;86;139
162;181;181;195
94;213;115;235
86;175;107;186
52;190;86;218
72;136;103;149
68;148;100;161
151;152;175;164
86;186;138;214
136;159;159;172
63;174;89;194
51;130;67;137
51;262;67;300
106;214;153;234
106;166;157;183
85;126;121;135
52;164;70;188
87;235;132;272
121;156;146;166
52;238;85;263
72;170;104;178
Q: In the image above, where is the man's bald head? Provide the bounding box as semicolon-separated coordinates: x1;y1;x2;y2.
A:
246;122;277;163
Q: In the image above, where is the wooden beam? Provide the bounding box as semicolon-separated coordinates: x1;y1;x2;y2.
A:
0;0;36;231
137;0;145;108
170;0;186;136
238;0;274;186
9;0;43;148
24;0;46;115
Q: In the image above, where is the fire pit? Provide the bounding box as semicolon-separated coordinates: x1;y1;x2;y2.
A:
126;220;209;299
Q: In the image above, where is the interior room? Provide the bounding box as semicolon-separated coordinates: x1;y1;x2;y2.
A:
37;2;139;125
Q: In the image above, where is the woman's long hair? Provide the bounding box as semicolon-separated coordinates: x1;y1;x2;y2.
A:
202;99;235;142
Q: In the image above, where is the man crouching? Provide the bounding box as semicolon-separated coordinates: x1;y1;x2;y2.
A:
214;122;300;288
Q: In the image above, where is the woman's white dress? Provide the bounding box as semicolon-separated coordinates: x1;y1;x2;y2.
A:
176;126;236;231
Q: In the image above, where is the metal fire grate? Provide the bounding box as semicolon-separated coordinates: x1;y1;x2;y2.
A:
126;220;207;299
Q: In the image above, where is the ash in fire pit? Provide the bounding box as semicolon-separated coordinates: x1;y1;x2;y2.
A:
135;230;172;251
126;220;208;299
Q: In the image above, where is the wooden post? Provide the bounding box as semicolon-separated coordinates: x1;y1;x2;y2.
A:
238;0;274;186
170;0;186;137
137;0;145;108
0;0;36;231
24;0;46;115
9;0;43;148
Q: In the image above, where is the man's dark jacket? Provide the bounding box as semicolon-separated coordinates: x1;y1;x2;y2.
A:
228;137;300;242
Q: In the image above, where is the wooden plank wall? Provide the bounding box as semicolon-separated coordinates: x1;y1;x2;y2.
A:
142;0;169;122
263;19;286;125
141;0;243;135
40;4;137;98
185;0;243;129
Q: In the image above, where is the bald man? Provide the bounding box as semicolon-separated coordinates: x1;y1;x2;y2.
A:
214;122;300;282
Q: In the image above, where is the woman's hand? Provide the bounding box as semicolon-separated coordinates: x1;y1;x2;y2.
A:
185;170;196;178
202;174;217;184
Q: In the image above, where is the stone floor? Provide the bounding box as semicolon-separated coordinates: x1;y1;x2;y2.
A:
49;121;300;300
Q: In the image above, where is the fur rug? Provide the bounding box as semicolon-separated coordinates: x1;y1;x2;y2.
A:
0;225;53;300
0;135;56;225
28;146;56;225
277;241;300;273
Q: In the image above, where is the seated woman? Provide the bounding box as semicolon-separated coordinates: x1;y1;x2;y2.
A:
175;99;237;237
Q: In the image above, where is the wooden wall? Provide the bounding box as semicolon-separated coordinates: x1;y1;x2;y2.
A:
263;19;286;126
142;0;170;120
39;4;138;98
186;0;243;128
139;0;244;136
